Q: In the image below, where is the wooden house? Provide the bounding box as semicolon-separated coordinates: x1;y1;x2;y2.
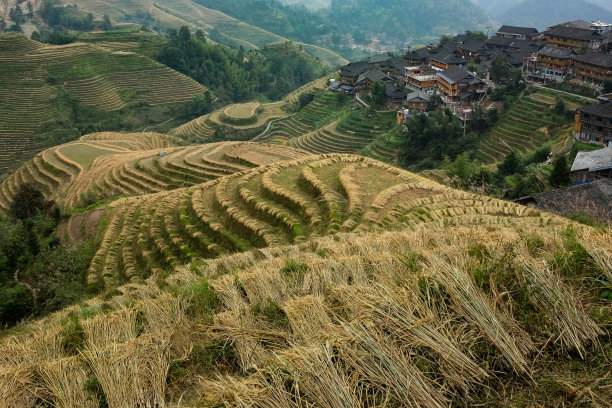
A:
404;66;438;91
575;101;612;146
436;66;486;104
572;52;612;87
535;46;576;80
544;26;603;51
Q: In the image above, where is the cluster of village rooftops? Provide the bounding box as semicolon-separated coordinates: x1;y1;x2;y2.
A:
338;19;612;144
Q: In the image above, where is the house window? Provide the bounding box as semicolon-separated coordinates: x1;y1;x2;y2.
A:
590;135;596;141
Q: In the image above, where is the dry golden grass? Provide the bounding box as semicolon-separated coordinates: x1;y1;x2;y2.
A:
0;152;610;407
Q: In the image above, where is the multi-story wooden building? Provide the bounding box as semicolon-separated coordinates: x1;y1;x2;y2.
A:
429;49;468;71
405;90;431;113
575;101;612;146
339;61;372;85
544;26;604;50
535;46;576;80
404;66;438;91
404;47;430;66
436;66;486;104
457;40;486;62
572;52;612;87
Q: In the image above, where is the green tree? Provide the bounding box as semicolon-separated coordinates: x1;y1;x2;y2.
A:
9;183;45;220
604;80;612;93
31;31;41;41
101;14;112;31
554;99;567;115
486;106;499;124
497;151;523;176
0;282;34;325
195;29;205;41
470;104;486;134
179;25;191;41
370;81;386;108
466;59;478;73
491;54;510;83
549;156;571;188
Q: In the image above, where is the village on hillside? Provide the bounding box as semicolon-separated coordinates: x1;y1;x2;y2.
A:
337;19;612;220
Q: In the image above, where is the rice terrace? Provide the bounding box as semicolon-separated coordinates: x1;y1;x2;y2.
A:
0;2;611;408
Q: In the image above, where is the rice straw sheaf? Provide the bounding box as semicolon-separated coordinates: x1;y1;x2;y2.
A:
280;343;362;408
82;307;138;349
336;283;488;391
519;258;603;357
37;356;97;408
425;256;534;375
239;266;288;306
336;322;449;408
202;369;307;408
82;333;171;408
0;366;40;408
283;295;333;343
139;293;189;335
212;309;286;372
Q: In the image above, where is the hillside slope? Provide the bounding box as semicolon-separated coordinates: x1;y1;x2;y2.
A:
0;152;609;407
78;152;556;291
70;0;347;67
0;34;207;174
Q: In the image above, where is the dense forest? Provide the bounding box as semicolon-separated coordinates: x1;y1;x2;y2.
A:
157;27;330;102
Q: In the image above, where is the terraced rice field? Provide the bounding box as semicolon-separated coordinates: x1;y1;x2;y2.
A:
0;34;206;173
258;91;348;144
292;111;396;157
475;93;564;164
0;134;310;211
174;102;287;141
81;153;556;290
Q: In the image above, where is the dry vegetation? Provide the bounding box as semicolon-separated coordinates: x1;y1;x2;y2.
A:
0;134;610;406
0;219;609;407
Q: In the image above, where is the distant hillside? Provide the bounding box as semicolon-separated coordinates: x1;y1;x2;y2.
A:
67;0;347;67
499;0;612;30
280;0;331;10
470;0;521;18
0;33;206;174
195;0;496;52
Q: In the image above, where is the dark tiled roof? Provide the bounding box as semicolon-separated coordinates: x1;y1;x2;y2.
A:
460;40;486;53
385;83;407;98
430;49;467;65
405;47;429;60
549;20;592;30
544;26;603;42
573;52;612;68
497;25;539;36
367;53;393;64
520;179;612;222
579;101;612;119
340;61;372;77
379;56;407;70
538;46;576;58
437;66;482;85
406;90;431;102
357;69;391;83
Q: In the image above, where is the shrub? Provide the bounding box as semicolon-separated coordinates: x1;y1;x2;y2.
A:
9;183;45;220
0;282;34;325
